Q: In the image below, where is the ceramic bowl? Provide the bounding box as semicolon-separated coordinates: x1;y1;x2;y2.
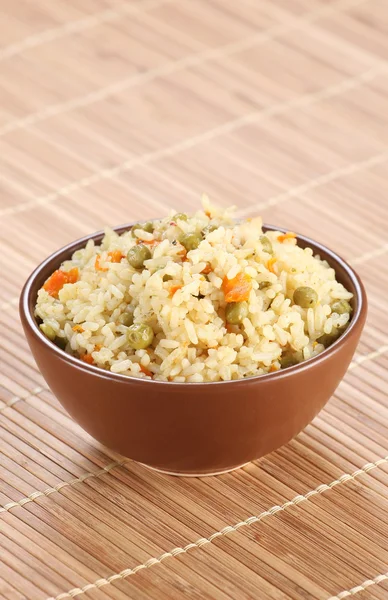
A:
20;224;367;476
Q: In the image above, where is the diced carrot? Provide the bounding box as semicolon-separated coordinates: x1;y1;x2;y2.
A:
267;257;277;274
277;232;297;243
43;270;67;298
43;268;79;298
139;365;153;377
81;353;94;365
140;239;159;247
72;325;84;333
107;250;124;263
95;254;108;271
222;272;252;303
66;267;79;284
205;211;211;218
177;246;187;257
201;263;212;274
169;284;183;297
269;364;280;372
94;344;103;351
96;250;124;270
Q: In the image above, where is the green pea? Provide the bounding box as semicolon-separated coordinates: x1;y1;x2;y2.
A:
53;336;67;350
127;244;152;269
39;323;56;341
173;213;188;222
181;232;203;251
316;332;338;348
142;222;154;233
127;323;154;350
280;354;298;369
260;235;273;255
331;300;352;315
317;322;348;347
173;231;184;243
131;223;141;235
258;281;271;290
293;286;318;308
118;307;135;326
225;301;249;325
202;224;217;236
131;222;153;235
163;274;174;282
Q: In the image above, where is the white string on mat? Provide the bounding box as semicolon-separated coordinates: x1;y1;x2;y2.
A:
0;297;19;311
0;0;367;138
0;386;44;413
327;571;388;599
352;243;388;265
0;61;385;220
349;345;388;369
236;150;388;218
41;455;388;600
0;460;126;513
0;0;171;61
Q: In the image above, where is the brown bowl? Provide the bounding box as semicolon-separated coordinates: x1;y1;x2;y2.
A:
20;224;367;476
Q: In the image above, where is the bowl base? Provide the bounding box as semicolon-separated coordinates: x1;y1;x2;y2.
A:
139;461;250;477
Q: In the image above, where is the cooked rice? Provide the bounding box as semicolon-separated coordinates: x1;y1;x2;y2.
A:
35;199;353;382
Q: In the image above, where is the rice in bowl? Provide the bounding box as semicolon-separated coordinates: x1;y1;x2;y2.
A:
35;200;353;382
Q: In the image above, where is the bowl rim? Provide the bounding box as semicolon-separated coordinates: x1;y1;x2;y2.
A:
20;221;366;386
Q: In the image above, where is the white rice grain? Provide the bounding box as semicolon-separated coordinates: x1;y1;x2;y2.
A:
111;360;132;373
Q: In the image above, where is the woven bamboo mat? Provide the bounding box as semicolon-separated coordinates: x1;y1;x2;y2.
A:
1;0;388;598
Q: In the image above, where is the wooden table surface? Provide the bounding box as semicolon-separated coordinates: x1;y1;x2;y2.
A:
1;0;388;598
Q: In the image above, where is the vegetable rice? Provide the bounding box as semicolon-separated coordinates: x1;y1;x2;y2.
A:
35;199;353;382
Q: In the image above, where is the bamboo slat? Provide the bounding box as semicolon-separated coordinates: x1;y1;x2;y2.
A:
1;0;388;598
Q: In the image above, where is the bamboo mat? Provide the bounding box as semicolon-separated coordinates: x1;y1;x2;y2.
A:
1;0;388;598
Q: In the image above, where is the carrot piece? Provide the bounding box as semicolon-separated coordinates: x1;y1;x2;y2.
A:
66;267;79;283
140;239;159;248
95;254;108;271
81;353;94;365
139;365;153;377
107;250;124;263
72;325;84;333
43;268;79;298
222;272;252;303
267;257;277;274
96;250;124;270
43;270;67;298
94;344;102;351
269;364;280;372
177;247;187;260
277;232;297;243
201;263;212;274
169;284;183;297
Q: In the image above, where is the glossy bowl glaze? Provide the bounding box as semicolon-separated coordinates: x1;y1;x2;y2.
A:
20;224;367;476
